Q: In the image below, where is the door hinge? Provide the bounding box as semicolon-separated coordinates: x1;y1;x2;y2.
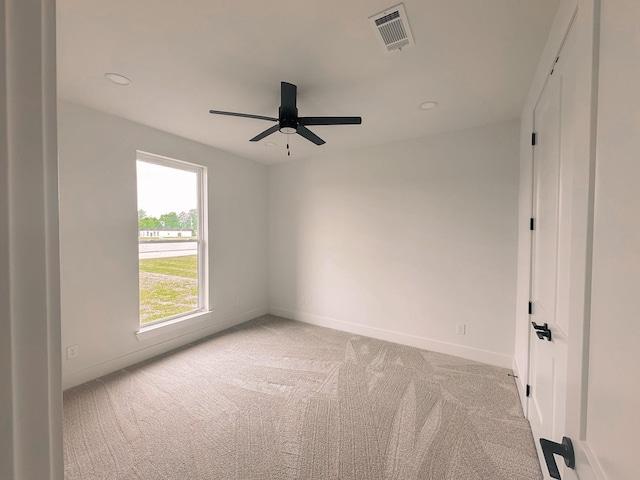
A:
530;218;535;231
528;301;533;315
531;132;537;145
526;384;531;397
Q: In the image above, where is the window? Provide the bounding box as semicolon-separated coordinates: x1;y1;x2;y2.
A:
136;151;208;326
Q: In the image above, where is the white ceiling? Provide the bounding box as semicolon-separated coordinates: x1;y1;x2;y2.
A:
57;0;559;164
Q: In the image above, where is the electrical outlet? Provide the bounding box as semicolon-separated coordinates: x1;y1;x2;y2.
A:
456;323;466;335
66;345;79;359
298;297;307;308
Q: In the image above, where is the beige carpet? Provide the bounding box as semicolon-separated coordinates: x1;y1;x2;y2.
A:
63;315;542;479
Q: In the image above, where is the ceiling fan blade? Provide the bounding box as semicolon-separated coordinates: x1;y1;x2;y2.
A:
249;124;280;142
297;126;325;145
281;82;297;112
298;116;362;126
209;110;277;122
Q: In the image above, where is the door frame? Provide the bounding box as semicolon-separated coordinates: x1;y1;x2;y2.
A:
1;0;63;479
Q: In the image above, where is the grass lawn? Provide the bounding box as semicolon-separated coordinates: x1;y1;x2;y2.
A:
139;255;198;278
139;255;198;324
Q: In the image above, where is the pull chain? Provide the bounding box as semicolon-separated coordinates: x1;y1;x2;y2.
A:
286;133;291;157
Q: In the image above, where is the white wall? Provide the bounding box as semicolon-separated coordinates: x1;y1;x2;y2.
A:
269;120;520;367
586;0;640;477
58;101;268;389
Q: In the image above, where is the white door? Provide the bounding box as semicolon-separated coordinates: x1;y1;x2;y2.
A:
527;1;605;479
528;31;570;477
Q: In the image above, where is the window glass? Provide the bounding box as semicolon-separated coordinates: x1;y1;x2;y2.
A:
136;153;207;325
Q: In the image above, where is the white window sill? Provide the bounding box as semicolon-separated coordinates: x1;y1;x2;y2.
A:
136;310;212;341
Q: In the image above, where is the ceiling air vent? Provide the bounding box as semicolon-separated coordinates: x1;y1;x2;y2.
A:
369;3;415;52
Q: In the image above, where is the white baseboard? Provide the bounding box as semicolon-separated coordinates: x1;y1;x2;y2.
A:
63;306;268;390
269;306;513;369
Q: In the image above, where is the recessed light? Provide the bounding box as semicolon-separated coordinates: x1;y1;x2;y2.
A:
265;141;277;147
419;101;439;110
104;73;132;86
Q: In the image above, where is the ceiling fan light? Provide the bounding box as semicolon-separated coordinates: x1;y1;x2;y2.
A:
280;126;297;134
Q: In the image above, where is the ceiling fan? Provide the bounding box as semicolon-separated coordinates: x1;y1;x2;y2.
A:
209;81;362;147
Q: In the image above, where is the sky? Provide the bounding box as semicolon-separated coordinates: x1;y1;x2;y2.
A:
136;160;197;218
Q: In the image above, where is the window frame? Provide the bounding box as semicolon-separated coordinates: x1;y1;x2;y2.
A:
135;150;209;328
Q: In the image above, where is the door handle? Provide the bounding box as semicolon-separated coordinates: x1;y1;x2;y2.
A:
539;437;575;479
531;322;552;341
536;330;552;341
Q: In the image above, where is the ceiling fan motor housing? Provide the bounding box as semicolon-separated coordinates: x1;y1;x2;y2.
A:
279;106;298;134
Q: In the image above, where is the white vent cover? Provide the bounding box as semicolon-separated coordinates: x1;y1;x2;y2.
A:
369;3;415;52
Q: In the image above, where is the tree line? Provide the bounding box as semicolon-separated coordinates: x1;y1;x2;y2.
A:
138;209;198;232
